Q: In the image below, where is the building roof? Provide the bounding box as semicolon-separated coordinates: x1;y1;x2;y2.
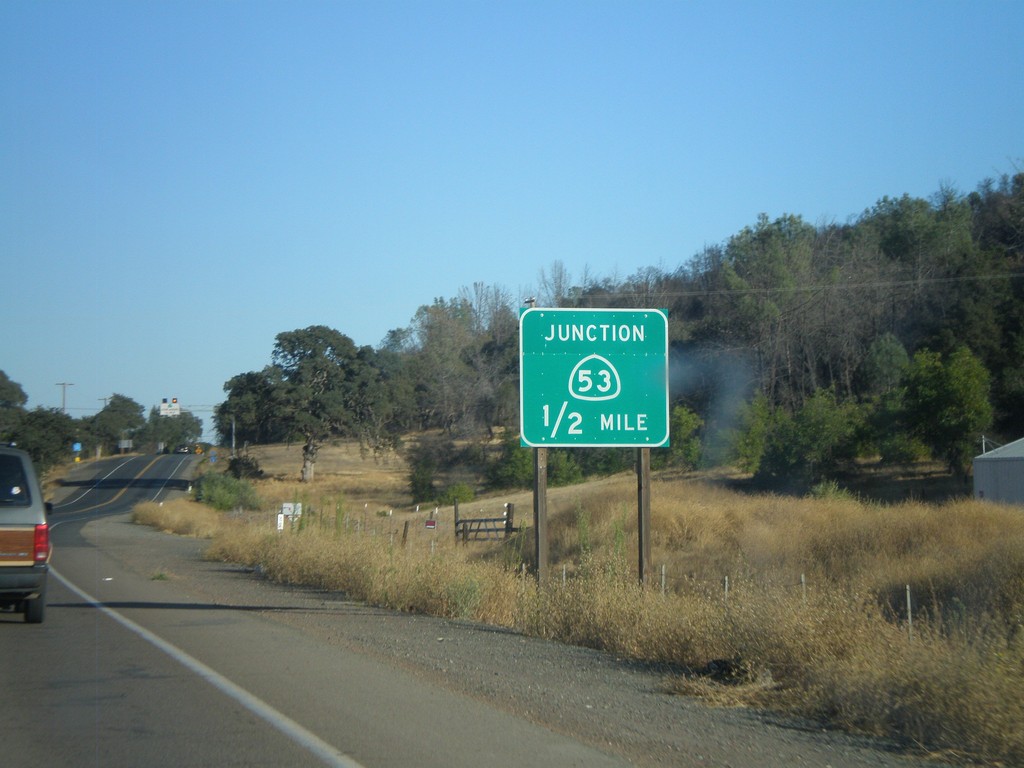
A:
975;436;1024;460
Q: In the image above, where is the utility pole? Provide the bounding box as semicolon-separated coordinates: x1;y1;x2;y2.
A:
55;382;74;413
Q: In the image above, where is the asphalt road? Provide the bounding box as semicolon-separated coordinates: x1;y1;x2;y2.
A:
0;455;628;768
0;456;938;767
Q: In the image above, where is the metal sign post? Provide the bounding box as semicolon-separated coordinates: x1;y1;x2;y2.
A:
533;447;549;586
637;447;652;585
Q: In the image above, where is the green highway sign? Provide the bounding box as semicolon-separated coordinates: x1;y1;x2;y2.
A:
519;308;670;448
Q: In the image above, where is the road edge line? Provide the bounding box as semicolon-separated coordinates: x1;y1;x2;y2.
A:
51;567;366;768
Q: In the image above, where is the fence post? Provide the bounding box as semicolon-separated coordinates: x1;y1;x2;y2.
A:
504;503;514;539
454;499;460;542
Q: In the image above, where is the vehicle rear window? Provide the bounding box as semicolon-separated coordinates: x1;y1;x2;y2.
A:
0;455;31;506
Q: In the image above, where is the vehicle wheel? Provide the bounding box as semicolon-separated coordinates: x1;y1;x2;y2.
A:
24;592;45;624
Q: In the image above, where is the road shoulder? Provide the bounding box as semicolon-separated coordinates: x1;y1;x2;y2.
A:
78;513;935;768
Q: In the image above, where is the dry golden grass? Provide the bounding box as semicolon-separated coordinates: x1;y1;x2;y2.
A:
136;442;1024;765
238;442;411;507
132;499;225;539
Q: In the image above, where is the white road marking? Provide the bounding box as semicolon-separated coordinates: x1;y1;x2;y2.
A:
52;567;366;768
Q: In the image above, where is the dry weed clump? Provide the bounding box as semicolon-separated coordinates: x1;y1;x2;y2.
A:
203;522;270;565
521;562;726;667
135;470;1024;765
203;519;530;624
131;500;225;539
804;618;1024;763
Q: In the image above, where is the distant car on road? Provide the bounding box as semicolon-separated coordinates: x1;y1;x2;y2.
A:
174;444;192;454
0;445;51;623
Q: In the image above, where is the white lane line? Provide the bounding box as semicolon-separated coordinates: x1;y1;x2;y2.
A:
51;456;143;509
51;568;366;768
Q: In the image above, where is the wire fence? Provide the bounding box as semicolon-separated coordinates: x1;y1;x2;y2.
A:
272;497;934;641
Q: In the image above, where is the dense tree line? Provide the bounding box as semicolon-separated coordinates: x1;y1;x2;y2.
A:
206;170;1020;492
0;374;203;473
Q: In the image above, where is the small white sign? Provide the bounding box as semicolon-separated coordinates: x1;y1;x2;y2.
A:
278;503;303;532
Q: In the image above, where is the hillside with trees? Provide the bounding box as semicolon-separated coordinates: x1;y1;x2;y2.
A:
209;171;1023;496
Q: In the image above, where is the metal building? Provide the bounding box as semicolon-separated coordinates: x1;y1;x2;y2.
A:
973;437;1024;506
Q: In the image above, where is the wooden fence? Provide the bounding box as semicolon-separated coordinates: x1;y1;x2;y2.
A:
453;500;518;543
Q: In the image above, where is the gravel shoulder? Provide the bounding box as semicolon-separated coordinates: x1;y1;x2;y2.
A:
81;513;943;768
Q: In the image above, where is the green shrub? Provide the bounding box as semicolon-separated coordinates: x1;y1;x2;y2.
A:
665;405;703;470
227;455;264;479
442;575;482;619
878;432;929;465
487;433;534;489
548;450;583;486
407;434;455;502
194;472;261;511
439;482;475;506
808;479;855;500
733;392;772;473
570;447;634;476
757;388;861;486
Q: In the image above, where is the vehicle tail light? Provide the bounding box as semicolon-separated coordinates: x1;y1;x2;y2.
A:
34;524;50;563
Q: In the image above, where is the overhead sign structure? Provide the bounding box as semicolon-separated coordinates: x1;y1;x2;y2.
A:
159;397;181;417
520;308;670;448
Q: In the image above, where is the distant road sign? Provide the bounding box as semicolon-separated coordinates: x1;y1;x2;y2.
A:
519;308;670;448
159;397;181;417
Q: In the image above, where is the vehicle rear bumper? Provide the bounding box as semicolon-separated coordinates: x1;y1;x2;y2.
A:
0;565;48;600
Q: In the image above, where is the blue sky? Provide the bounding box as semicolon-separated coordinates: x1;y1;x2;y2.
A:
2;0;1021;439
